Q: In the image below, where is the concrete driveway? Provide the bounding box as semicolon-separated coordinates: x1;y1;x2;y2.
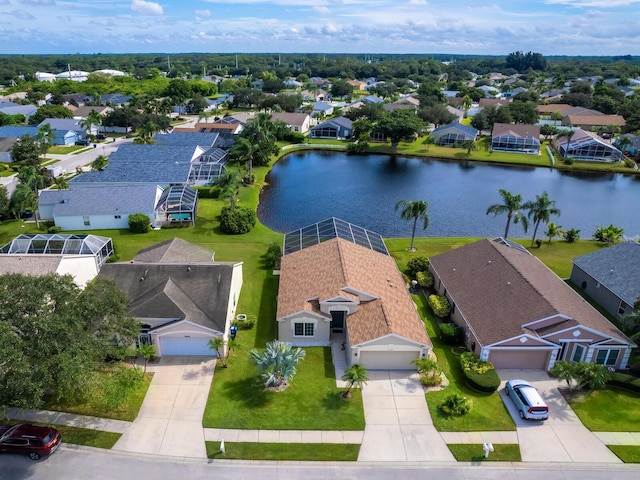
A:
498;369;620;463
113;356;215;458
358;371;454;462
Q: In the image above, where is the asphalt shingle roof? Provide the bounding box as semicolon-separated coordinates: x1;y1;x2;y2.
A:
134;238;214;264
155;132;219;148
431;122;478;138
40;185;159;216
572;242;640;306
0;126;39;139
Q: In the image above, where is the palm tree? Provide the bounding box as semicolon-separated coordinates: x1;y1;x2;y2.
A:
463;139;477;155
485;189;529;239
524;191;561;247
208;337;237;368
214;169;240;210
86;110;103;136
134;120;159;144
53;176;69;190
91;155;109;172
620;299;640;343
616;135;633;155
10;183;38;225
37;124;54;158
249;340;306;389
229;136;257;183
341;365;369;399
78;117;93;140
137;344;156;374
544;222;563;244
557;129;576;161
462;95;472;111
395;200;429;252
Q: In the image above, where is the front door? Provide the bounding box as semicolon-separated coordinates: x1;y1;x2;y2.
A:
330;311;345;333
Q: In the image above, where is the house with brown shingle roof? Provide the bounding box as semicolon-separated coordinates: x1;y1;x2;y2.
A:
429;239;635;370
491;123;541;154
277;221;431;370
564;114;626;129
270;112;312;134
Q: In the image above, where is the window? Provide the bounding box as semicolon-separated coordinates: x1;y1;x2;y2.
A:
114;215;121;219
82;216;90;226
595;349;620;367
451;303;456;315
571;344;585;363
294;322;315;337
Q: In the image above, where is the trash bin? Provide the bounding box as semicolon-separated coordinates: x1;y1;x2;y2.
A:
93;144;97;149
230;325;238;340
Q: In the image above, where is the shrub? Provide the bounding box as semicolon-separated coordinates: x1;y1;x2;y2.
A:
428;294;451;318
233;317;256;330
608;372;640;393
439;322;463;345
128;213;151;233
219;205;256;234
460;352;493;374
407;256;430;275
562;228;580;243
47;226;62;234
284;131;306;143
563;156;574;165
193;185;219;199
264;242;282;269
624;158;635;168
439;393;471;416
412;358;442;386
416;270;433;288
460;352;500;392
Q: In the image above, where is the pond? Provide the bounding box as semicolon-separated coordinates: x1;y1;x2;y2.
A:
257;151;640;238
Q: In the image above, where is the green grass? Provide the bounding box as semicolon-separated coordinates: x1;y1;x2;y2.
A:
206;442;360;461
43;367;153;422
448;443;521;462
608;445;640;463
203;347;365;430
51;424;121;449
566;388;640;432
47;146;84;154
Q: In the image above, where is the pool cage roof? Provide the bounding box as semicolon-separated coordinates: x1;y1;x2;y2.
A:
283;218;389;256
0;234;114;267
155;185;198;214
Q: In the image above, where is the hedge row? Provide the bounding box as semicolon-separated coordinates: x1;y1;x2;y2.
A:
460;352;500;393
428;294;451;318
607;372;640;393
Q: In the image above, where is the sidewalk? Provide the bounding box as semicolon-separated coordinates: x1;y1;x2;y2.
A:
204;428;363;444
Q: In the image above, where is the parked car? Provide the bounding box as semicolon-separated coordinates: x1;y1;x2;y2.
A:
505;379;549;421
0;424;62;460
96;134;107;140
75;139;90;146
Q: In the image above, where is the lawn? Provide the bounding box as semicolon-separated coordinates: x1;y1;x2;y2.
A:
47;145;84;155
447;443;521;462
203;346;365;430
206;442;360;461
3;421;121;449
43;366;152;422
566;388;640;432
608;445;640;463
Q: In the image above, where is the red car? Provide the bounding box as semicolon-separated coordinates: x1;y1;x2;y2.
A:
0;424;62;460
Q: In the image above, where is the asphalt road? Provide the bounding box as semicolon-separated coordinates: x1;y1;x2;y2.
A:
1;445;639;480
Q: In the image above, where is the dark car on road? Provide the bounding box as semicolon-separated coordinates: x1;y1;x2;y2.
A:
75;139;90;146
0;424;62;460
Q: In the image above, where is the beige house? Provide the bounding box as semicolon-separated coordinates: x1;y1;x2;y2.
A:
270;112;313;134
277;220;431;370
429;239;635;370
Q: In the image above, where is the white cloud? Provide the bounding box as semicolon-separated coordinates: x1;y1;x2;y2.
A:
130;0;163;16
195;9;211;21
545;0;640;6
312;6;331;14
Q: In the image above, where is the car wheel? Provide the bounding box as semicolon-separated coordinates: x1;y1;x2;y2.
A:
519;410;525;419
28;452;40;460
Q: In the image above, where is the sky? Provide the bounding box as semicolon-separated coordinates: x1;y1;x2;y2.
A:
0;0;638;55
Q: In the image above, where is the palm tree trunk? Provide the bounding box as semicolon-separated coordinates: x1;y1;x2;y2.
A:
410;217;418;250
531;221;541;247
504;214;512;239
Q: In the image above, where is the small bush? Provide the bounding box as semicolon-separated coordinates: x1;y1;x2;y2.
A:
264;242;282;269
416;270;433;288
233;317;256;330
563;156;574;165
194;186;220;199
428;294;451;318
219;205;256;234
460;352;494;374
47;226;62;234
608;372;640;393
624;158;635;168
439;393;471;416
284;131;306;143
128;213;151;233
460;352;500;392
412;358;442;387
407;256;430;275
439;322;463;345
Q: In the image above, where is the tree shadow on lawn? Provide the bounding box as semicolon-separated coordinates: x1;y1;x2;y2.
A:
219;374;270;409
321;390;353;411
323;346;336;379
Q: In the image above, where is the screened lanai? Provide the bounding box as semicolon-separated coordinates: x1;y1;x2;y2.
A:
0;234;113;267
555;129;623;162
283;217;389;255
155;185;198;226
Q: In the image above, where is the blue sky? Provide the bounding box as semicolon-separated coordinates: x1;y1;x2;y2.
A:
0;0;638;55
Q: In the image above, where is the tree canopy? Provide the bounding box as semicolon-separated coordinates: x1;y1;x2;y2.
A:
0;274;139;408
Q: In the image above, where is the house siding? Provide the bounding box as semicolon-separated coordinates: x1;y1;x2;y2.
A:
570;265;630;318
54;211;156;231
278;312;331;346
224;263;244;340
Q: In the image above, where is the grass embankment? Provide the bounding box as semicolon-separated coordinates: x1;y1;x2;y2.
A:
206;442;360;461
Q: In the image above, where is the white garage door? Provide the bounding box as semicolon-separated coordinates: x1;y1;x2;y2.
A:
159;336;216;356
359;351;419;370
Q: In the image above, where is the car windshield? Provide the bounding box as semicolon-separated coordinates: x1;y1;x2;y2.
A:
0;425;19;441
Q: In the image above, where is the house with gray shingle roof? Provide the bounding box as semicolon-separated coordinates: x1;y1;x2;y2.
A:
430;122;478;146
277;219;431;370
430;239;635;370
39;184;163;230
310;116;353;140
99;240;243;356
0;102;37;120
570;242;640;319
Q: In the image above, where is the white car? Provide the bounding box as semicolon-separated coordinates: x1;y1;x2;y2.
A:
505;379;549;421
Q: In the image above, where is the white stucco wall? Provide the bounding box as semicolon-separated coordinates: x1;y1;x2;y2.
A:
224;262;244;339
278;312;331;346
54;211;155;230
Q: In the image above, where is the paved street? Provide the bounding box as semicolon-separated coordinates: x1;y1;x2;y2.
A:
2;446;639;480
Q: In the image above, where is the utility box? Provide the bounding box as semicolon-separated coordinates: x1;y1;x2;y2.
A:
47;165;66;178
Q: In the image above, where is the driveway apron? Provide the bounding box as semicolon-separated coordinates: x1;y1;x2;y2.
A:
498;369;620;463
113;356;215;458
358;371;455;462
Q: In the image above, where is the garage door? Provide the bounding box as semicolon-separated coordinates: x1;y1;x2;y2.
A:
159;336;216;356
488;349;550;369
358;351;419;370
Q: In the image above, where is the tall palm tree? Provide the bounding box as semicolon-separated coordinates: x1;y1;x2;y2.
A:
557;129;576;161
249;340;306;389
524;191;561;247
91;155;109;172
10;183;38;226
86;110;103;136
53;176;69;190
229;136;257;183
341;365;369;399
395;200;429;252
215;169;240;210
37;124;54;158
485;189;529;239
